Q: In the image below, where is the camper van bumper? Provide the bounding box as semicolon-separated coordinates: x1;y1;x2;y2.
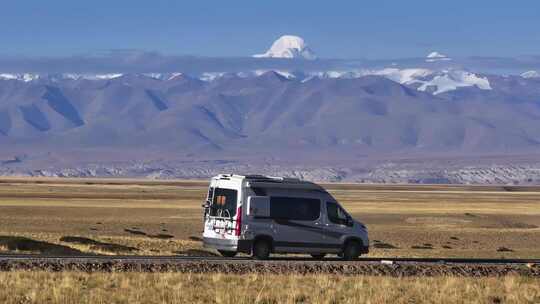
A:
203;237;252;254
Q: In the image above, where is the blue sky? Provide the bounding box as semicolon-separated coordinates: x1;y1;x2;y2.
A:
1;0;539;59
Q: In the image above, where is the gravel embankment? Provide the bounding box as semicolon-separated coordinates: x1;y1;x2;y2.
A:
1;260;539;277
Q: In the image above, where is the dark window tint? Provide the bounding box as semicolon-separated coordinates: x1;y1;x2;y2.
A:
270;197;320;221
210;188;238;217
251;187;267;196
326;202;348;225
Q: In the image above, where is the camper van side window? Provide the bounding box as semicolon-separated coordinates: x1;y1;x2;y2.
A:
326;202;348;225
270;197;320;221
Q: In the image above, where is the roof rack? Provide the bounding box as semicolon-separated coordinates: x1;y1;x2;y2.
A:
212;174;324;191
244;175;303;182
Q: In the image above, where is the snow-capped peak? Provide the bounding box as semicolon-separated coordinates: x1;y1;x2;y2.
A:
521;71;540;79
427;52;446;58
253;35;317;60
426;51;452;62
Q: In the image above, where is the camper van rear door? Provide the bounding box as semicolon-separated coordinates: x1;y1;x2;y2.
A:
247;196;270;217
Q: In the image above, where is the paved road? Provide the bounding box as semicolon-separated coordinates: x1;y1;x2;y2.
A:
0;254;538;265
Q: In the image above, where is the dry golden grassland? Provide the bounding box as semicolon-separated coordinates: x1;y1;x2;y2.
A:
0;177;539;258
0;272;539;304
1;178;540;303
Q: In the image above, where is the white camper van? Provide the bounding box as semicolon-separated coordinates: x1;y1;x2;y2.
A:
202;174;369;259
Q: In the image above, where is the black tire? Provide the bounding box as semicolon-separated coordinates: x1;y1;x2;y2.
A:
342;240;361;260
218;250;237;258
252;239;271;260
310;253;326;260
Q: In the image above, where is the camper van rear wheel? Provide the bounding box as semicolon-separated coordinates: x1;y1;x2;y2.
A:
218;250;237;258
310;253;326;260
253;239;271;260
342;240;361;260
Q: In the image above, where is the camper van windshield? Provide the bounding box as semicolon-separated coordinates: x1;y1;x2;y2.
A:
209;188;238;217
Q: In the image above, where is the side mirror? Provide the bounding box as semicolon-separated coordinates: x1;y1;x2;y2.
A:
247;196;270;217
346;217;354;227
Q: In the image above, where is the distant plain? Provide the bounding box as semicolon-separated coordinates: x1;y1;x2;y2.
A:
0;177;539;258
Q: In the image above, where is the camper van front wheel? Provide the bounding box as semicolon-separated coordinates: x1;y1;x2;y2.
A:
342;240;361;260
253;239;271;260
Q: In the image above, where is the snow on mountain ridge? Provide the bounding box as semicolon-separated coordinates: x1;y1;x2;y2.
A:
200;72;227;82
89;73;124;80
366;68;433;84
0;73;123;81
0;73;40;82
0;68;493;95
253;35;317;60
521;71;540;79
415;70;491;94
302;68;489;95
